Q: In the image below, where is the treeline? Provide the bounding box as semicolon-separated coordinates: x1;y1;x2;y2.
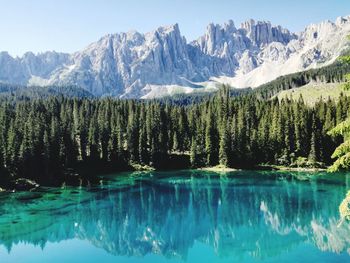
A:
253;60;350;99
0;83;94;102
0;88;349;184
157;87;252;106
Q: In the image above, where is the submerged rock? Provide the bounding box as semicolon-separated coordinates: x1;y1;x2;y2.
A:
16;192;43;201
12;178;40;191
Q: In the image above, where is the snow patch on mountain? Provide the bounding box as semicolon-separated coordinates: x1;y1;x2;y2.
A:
0;15;350;98
213;16;350;88
140;81;220;99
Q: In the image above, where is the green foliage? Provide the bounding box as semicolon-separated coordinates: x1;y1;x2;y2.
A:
0;83;349;183
328;152;350;172
339;35;350;91
328;119;350;137
331;140;350;159
0;83;93;102
328;119;350;171
343;82;350;91
291;157;324;169
292;157;308;167
219;123;230;167
275;82;350;106
339;56;350;65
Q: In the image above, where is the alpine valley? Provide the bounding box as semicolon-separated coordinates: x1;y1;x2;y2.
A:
1;15;350;98
2;4;350;263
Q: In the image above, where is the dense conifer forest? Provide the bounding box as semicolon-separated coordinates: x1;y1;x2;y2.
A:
0;85;349;186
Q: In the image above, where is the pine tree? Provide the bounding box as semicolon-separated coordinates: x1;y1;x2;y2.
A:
43;130;50;177
138;105;148;164
219;123;230;167
126;105;139;163
308;130;317;163
107;126;118;163
190;136;199;167
205;107;218;166
88;116;99;162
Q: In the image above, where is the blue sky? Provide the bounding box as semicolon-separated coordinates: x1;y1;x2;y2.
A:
1;0;350;56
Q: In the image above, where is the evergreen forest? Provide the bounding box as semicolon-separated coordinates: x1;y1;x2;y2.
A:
0;86;349;186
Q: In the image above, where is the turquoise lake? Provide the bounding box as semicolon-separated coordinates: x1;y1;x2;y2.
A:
1;170;350;263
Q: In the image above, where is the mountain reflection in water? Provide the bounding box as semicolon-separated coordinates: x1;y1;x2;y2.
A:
0;170;350;262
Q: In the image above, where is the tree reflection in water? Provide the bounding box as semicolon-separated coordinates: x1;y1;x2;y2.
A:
0;170;349;261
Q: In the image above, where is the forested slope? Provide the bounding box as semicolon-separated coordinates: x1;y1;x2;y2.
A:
0;87;349;187
253;60;350;99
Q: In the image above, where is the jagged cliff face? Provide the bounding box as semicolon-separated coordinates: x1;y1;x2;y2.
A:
190;19;297;77
0;51;70;85
0;16;350;98
47;24;200;97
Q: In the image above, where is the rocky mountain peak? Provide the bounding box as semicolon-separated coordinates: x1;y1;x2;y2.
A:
336;16;350;26
224;19;236;31
155;23;180;35
0;15;349;98
240;19;296;46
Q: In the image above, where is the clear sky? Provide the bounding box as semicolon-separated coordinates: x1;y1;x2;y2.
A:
1;0;350;57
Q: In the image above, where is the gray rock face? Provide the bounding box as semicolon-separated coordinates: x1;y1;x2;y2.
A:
0;52;27;84
0;51;70;85
241;19;296;46
190;19;296;77
0;16;349;98
49;24;200;97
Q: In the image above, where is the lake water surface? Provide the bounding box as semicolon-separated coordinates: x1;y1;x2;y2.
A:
1;170;350;263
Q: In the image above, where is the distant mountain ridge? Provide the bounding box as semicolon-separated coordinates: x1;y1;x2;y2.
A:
0;15;350;98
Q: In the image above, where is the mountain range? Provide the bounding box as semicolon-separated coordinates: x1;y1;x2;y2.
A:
1;15;350;98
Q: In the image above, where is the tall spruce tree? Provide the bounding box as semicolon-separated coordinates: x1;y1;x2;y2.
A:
205;107;218;166
219;123;230;167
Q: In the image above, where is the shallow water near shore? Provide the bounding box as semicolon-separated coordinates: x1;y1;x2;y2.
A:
1;170;350;263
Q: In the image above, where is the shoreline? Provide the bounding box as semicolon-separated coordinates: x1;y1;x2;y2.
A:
197;166;238;172
0;165;332;192
256;165;327;172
